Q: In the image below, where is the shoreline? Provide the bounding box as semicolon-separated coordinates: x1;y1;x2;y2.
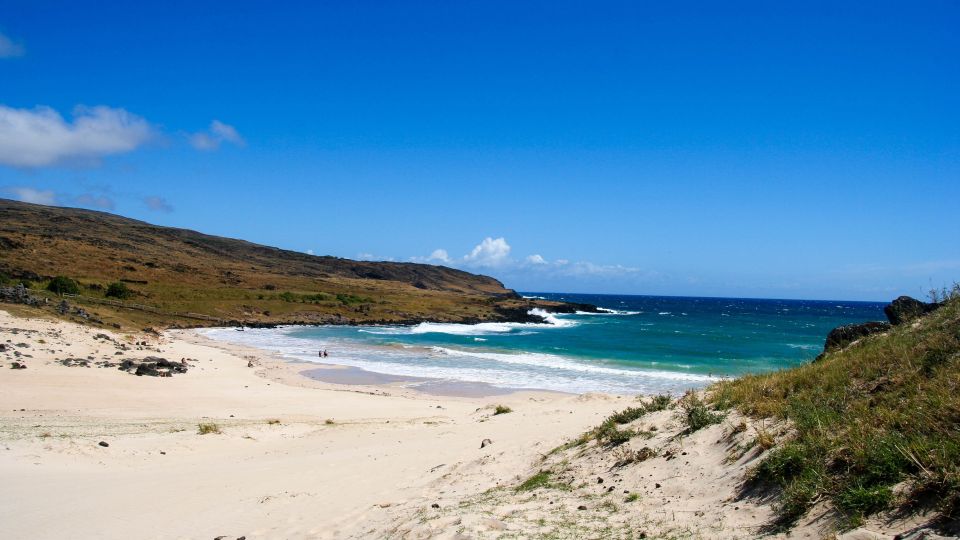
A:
196;320;727;397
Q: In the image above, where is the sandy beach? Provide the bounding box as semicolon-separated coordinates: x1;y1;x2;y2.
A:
3;309;939;540
0;310;640;539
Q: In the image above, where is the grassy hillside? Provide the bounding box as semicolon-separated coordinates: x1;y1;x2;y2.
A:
712;293;960;529
0;198;573;329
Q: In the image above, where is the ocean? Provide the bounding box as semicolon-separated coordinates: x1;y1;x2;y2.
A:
201;293;886;395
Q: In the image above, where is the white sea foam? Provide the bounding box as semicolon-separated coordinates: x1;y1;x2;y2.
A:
198;324;718;395
401;308;577;336
582;308;641;316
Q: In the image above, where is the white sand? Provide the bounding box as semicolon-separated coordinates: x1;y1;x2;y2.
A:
1;310;938;539
0;310;630;539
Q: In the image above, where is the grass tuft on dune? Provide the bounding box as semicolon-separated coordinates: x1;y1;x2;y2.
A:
712;294;960;527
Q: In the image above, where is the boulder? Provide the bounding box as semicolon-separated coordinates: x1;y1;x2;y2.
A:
884;296;940;325
824;322;891;352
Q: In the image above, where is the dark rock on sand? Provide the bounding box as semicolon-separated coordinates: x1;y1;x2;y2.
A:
824;321;891;353
480;438;493;449
884;296;941;325
11;362;27;369
98;441;109;447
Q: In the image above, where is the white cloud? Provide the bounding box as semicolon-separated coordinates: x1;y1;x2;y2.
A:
0;32;24;58
463;237;511;267
306;249;315;255
0;105;154;167
188;120;245;151
428;249;451;263
409;237;658;286
6;186;55;205
143;195;173;213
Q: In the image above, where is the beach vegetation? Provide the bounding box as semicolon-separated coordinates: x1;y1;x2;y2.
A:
516;470;570;492
754;425;776;450
564;396;677;450
336;293;373;305
493;405;513;415
46;276;80;296
712;296;960;526
266;418;281;425
197;422;221;435
679;391;724;433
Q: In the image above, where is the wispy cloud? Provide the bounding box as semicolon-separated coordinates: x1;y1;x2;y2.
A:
0;105;154;167
143;195;173;213
0;32;24;58
73;193;115;210
188;120;245;151
5;186;55;205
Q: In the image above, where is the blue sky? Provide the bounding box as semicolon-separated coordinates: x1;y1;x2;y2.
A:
1;1;958;301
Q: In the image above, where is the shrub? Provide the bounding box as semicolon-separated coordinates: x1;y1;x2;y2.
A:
493;405;513;415
47;276;80;296
645;394;673;412
197;423;221;435
278;291;297;302
596;424;636;446
336;293;372;305
607;407;647;425
680;392;723;432
105;281;132;299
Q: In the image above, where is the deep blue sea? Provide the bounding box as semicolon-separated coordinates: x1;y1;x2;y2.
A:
202;293;885;395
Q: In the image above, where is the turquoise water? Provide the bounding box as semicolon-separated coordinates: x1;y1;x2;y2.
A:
202;293;885;395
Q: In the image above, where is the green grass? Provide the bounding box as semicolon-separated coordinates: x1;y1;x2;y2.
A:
493;405;513;415
516;470;570;492
679;391;724;433
712;297;960;526
563;394;674;449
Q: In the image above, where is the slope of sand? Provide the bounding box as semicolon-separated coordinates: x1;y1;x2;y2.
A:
2;310;938;539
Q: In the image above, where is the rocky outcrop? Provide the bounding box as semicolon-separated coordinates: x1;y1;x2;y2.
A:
0;284;42;306
884;296;941;326
818;296;944;360
823;321;892;353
